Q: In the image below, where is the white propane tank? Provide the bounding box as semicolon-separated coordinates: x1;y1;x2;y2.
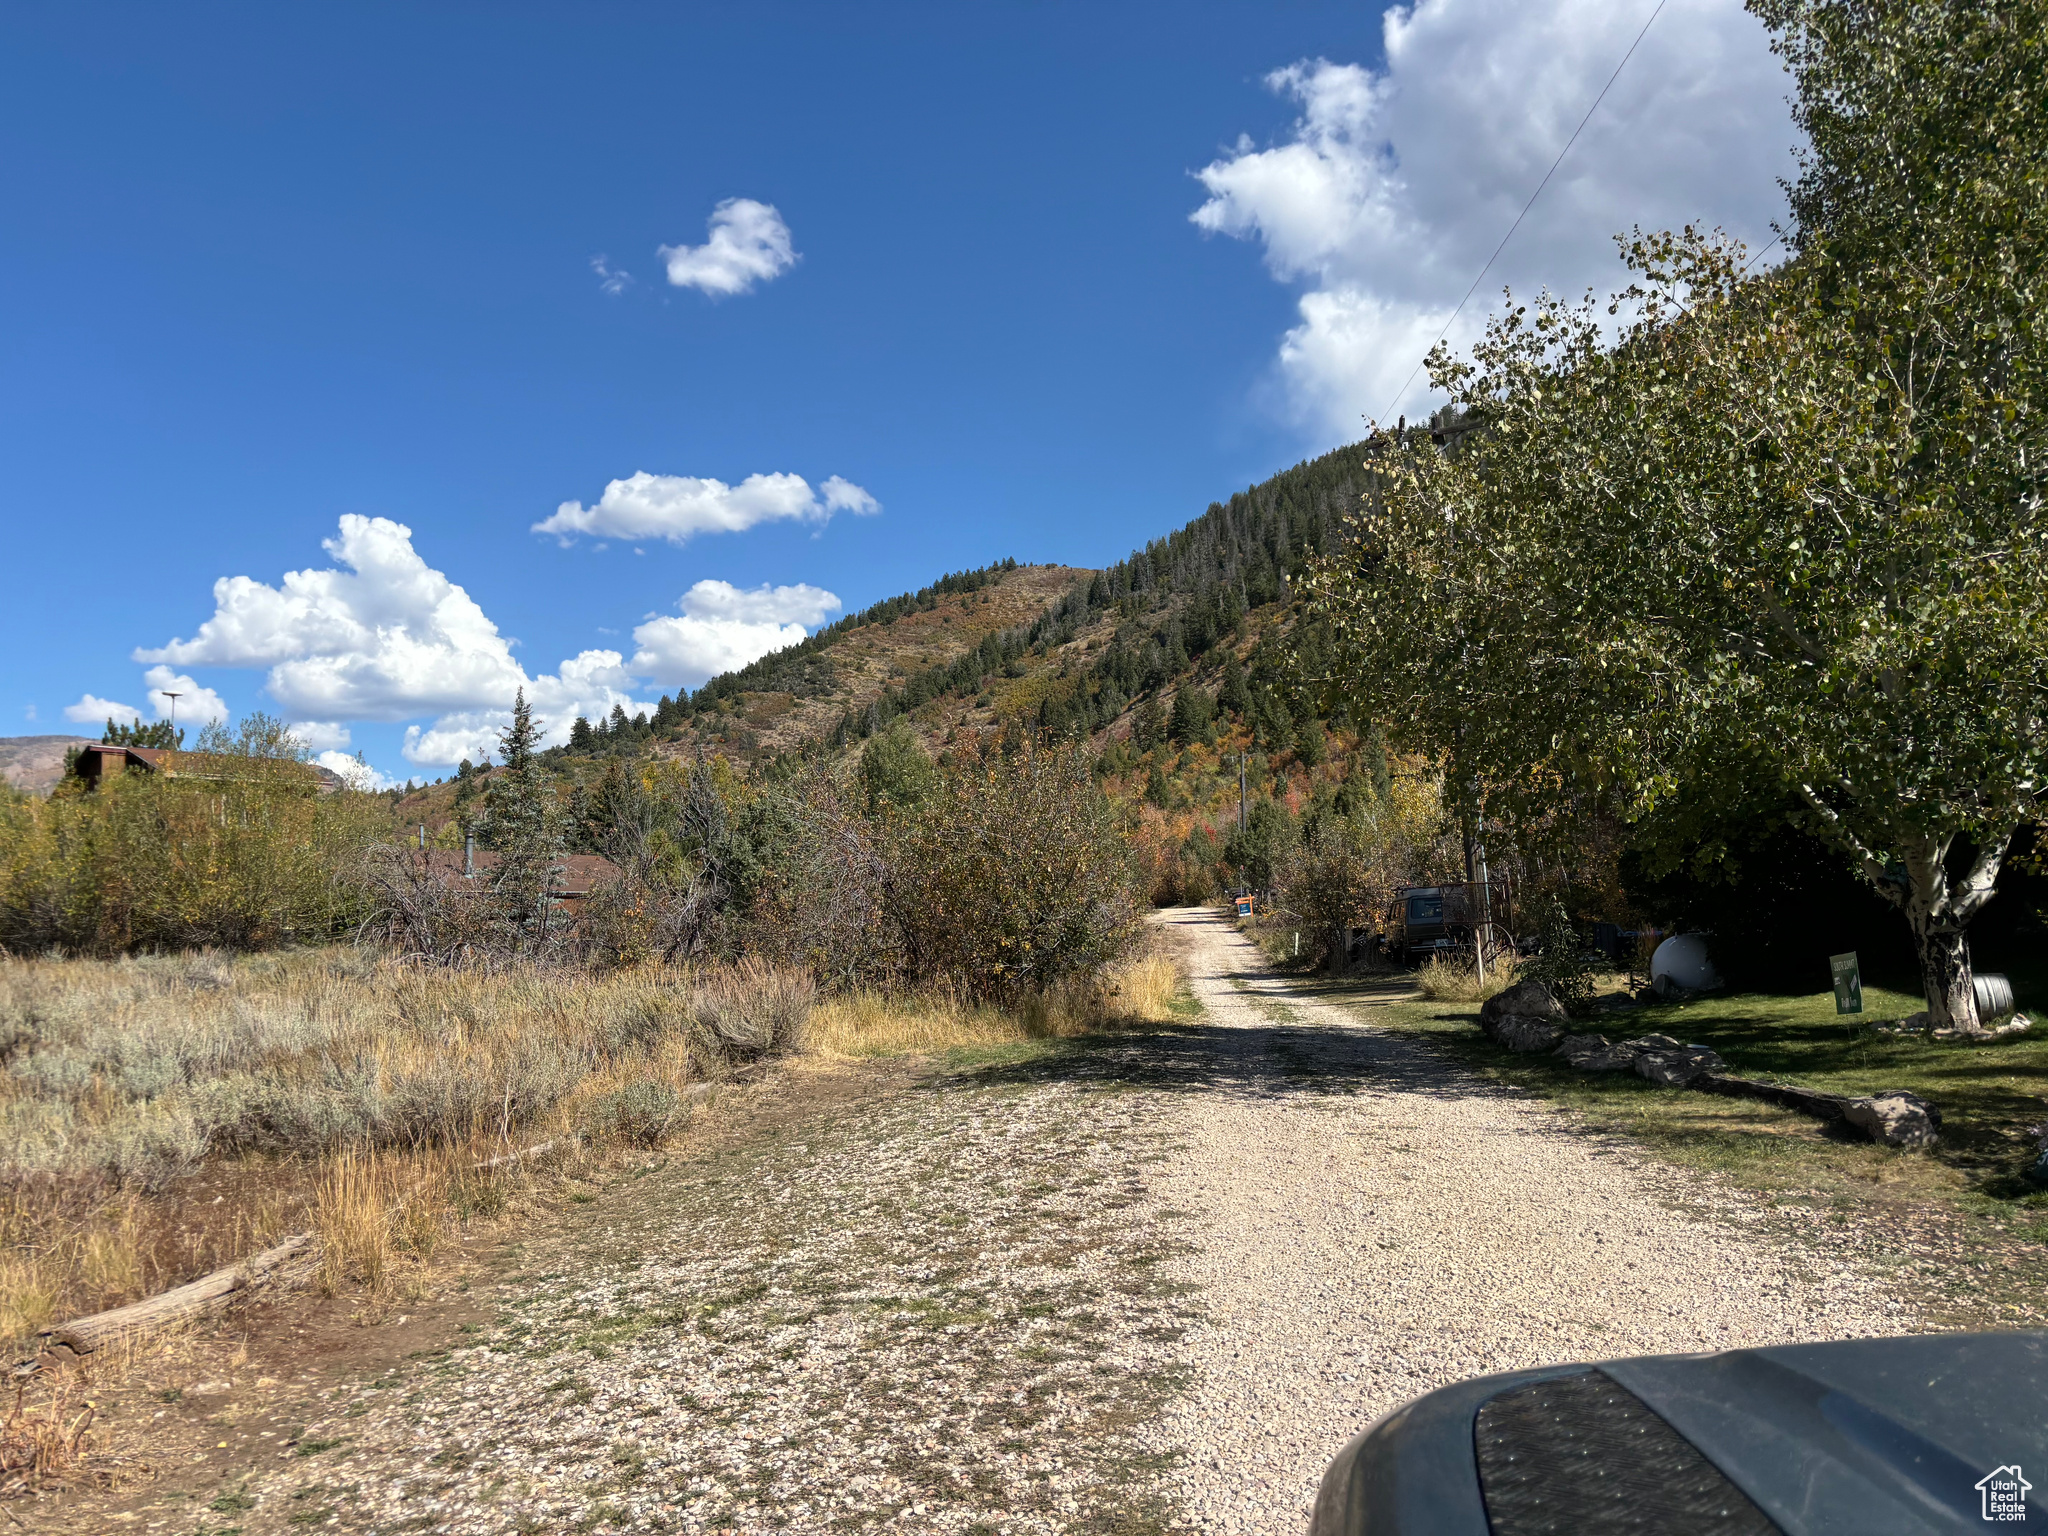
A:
1651;933;1720;992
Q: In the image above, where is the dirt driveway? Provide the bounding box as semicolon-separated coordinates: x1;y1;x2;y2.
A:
49;910;1906;1535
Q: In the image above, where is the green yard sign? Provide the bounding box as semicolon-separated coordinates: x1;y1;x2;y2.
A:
1830;951;1863;1015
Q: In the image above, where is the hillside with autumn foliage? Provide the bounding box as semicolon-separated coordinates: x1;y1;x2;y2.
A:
381;440;1406;907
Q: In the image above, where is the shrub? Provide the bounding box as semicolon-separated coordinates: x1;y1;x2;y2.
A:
884;738;1142;1000
584;1082;684;1147
1521;896;1606;1017
0;720;382;955
747;768;902;989
1278;769;1463;963
688;958;816;1061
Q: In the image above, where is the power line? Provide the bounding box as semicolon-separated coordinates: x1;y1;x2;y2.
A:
1376;0;1673;425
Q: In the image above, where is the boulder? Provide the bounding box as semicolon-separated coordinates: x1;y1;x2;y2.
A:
1493;1013;1569;1053
1843;1091;1941;1150
1555;1033;1640;1072
1479;979;1569;1051
1633;1042;1728;1087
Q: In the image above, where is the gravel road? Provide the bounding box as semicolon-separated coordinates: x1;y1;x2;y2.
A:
1143;907;1908;1533
190;909;1905;1535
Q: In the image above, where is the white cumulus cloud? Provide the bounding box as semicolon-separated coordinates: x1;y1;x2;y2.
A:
133;515;653;766
66;669;228;731
65;694;144;727
316;751;398;791
1192;0;1799;438
819;476;881;517
142;668;230;727
629;580;842;689
289;721;352;752
532;471;879;546
659;198;797;296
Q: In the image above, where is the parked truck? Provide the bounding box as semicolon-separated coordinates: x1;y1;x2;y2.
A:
1382;880;1514;965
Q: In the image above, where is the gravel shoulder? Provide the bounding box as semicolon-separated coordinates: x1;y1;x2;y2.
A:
55;912;1912;1535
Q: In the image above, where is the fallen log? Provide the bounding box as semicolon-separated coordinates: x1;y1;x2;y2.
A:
17;1233;313;1376
1693;1073;1855;1122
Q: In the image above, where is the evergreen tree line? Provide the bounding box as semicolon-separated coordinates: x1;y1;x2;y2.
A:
1020;442;1369;649
563;702;659;755
824;567;1349;763
100;717;184;749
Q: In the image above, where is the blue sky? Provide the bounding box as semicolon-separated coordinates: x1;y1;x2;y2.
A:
0;1;1798;785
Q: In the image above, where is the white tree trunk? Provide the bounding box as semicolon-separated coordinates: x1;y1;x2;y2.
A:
1898;831;2010;1036
1798;794;2013;1039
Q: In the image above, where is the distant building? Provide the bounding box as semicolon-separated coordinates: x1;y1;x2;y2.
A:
406;845;621;923
72;745;346;795
414;846;619;903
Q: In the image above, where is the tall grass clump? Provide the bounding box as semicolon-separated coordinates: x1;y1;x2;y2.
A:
1414;952;1523;1004
808;942;1187;1057
687;957;816;1062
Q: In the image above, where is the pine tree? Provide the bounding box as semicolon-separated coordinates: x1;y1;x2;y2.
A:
1169;687;1213;746
568;715;594;753
1294;717;1326;768
103;717;182;749
1134;696;1167;752
481;688;565;940
1219;653;1251;719
860;718;937;814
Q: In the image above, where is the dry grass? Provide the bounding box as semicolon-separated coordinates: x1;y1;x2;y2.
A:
0;1254;59;1344
809;947;1187;1057
0;942;1181;1356
0;1371;100;1496
0;948;824;1348
1413;952;1524;1004
312;1143;495;1304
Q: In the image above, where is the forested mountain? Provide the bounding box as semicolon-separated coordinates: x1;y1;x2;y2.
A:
392;439;1385;903
514;439;1371;778
807;440;1370;748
